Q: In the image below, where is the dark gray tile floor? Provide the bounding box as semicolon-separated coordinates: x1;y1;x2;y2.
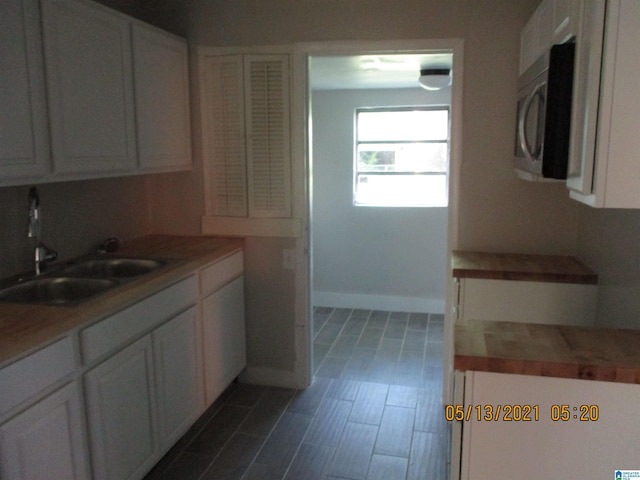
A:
145;307;449;480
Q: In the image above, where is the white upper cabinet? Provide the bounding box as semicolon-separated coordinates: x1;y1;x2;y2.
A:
519;0;578;74
567;0;640;207
42;0;137;176
552;0;578;44
0;0;50;183
132;23;192;172
2;0;191;185
201;52;292;223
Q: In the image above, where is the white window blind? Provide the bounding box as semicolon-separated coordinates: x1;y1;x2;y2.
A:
203;55;247;217
245;55;291;218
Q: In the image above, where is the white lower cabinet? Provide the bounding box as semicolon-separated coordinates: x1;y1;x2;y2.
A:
453;277;597;326
1;250;245;480
0;382;89;480
85;336;157;480
456;371;640;479
84;305;203;480
153;307;203;446
202;276;246;405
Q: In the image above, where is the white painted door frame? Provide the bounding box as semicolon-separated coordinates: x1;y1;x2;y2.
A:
291;39;463;402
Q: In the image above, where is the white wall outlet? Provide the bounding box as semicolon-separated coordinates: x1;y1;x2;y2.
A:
283;249;296;270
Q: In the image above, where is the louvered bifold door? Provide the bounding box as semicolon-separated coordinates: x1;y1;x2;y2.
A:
244;55;292;218
203;55;248;217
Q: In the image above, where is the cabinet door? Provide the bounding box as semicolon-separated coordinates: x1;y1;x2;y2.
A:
566;0;606;199
201;276;246;405
552;0;577;43
153;306;203;446
42;0;136;176
0;382;89;480
460;371;640;479
0;0;49;182
201;54;248;217
245;54;292;218
85;336;157;480
519;15;537;74
201;54;292;219
132;23;191;172
590;0;640;208
536;0;553;55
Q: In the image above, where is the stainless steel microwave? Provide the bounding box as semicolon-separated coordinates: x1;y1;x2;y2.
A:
514;42;575;179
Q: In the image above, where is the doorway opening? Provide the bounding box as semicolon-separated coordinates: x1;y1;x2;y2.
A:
298;40;463;402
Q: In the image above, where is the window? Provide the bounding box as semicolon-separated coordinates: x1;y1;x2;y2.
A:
354;107;449;207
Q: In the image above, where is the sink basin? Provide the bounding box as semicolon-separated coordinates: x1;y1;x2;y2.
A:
61;257;166;278
0;277;119;305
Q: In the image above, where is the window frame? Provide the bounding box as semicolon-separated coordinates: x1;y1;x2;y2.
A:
353;106;450;208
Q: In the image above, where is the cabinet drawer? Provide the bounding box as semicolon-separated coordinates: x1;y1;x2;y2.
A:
0;337;75;414
81;275;198;363
459;278;597;327
200;252;243;296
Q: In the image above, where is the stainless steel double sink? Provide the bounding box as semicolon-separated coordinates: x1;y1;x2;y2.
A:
0;257;167;306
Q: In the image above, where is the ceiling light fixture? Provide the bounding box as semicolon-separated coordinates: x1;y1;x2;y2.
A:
418;68;451;90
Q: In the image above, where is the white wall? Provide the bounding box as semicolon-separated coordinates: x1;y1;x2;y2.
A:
576;206;640;330
312;88;449;313
0;177;152;280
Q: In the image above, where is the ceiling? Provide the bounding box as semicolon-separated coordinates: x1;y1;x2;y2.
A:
310;53;453;90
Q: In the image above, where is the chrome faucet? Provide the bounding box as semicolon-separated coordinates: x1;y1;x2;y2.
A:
27;187;57;275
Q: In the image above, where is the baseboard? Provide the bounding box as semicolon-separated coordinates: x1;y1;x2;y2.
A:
239;366;302;389
312;291;445;314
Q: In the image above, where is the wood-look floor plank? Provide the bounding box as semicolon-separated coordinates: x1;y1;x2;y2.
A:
366;454;408;480
200;433;265;479
284;443;335;480
342;317;368;336
349;382;388;425
367;311;390;328
326;379;360;402
357;326;385;349
144;452;213;480
304;398;353;447
254;412;313;475
407;431;448;480
374;405;415;458
402;330;427;353
329;422;378;479
239;388;295;436
408;313;429;331
386;385;419;408
185;404;252;455
287;376;331;416
243;462;288;480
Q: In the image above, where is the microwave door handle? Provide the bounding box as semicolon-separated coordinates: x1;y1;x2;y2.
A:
518;82;545;163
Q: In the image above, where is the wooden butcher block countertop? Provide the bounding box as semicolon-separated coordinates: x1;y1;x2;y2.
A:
452;250;598;284
0;235;243;367
455;320;640;384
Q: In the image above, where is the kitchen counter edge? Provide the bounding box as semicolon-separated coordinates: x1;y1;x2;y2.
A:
454;320;640;384
0;235;243;367
452;250;598;284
